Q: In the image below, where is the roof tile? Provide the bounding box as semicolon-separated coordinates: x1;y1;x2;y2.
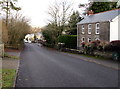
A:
77;9;120;24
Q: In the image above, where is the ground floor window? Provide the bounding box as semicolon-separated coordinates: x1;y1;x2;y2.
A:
95;38;100;41
81;37;85;42
88;38;91;42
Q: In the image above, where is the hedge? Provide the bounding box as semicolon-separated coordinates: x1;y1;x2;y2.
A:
58;35;77;49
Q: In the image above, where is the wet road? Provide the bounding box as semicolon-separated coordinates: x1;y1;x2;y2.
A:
15;43;118;87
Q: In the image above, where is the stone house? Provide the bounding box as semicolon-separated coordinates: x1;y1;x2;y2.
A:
77;9;120;49
0;17;8;57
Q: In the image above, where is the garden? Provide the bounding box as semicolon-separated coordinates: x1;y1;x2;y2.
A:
79;40;120;61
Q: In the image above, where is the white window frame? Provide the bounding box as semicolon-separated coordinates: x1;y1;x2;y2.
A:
88;24;92;34
96;23;100;34
81;37;85;42
82;25;85;34
95;38;100;41
88;38;91;42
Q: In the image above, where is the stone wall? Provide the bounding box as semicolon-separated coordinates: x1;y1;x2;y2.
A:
0;20;2;42
0;19;5;57
2;21;8;44
100;22;110;41
0;44;4;57
0;19;8;57
77;21;110;49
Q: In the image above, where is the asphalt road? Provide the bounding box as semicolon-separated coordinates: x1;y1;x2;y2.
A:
15;43;118;87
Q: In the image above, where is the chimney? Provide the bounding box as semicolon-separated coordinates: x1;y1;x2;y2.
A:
87;10;94;16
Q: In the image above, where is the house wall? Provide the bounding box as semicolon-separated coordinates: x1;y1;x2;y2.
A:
110;15;120;41
100;22;110;41
77;21;110;49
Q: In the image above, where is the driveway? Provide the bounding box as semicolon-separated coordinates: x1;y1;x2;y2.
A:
15;43;119;87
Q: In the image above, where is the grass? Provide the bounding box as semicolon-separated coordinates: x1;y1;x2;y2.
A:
79;53;110;60
4;53;19;60
1;69;16;88
63;51;110;60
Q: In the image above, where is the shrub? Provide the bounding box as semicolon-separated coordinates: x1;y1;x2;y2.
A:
42;42;54;48
81;42;85;48
110;40;120;46
104;40;120;52
97;45;103;51
110;40;120;51
42;29;58;47
81;40;120;60
103;43;112;51
83;40;101;54
8;16;31;47
58;35;77;49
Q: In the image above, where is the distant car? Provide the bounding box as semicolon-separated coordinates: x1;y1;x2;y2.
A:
24;39;28;43
32;41;36;43
28;41;32;43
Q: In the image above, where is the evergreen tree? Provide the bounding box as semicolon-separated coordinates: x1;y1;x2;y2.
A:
89;1;118;13
67;11;82;35
79;0;118;14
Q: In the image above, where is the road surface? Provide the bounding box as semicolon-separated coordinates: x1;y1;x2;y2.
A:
15;43;118;87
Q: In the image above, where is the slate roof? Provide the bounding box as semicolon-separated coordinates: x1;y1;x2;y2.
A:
77;9;120;25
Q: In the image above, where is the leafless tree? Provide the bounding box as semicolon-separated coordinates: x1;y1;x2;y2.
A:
0;0;21;26
47;0;73;34
8;13;31;47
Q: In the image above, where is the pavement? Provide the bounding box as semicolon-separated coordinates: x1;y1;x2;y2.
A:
15;43;119;87
2;51;20;69
2;58;19;69
2;49;21;88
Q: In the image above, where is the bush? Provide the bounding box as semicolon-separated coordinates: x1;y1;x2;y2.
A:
81;40;120;60
42;29;58;47
81;42;85;48
103;43;112;51
104;40;120;52
42;42;54;48
83;40;101;54
110;40;120;52
110;40;120;46
8;15;31;47
58;35;77;49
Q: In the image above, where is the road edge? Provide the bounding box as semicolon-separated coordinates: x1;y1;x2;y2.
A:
13;52;21;88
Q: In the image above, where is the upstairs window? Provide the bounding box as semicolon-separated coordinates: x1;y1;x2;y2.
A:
96;23;100;34
88;24;92;34
82;25;85;34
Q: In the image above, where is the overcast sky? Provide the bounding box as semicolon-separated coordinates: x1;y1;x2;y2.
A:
18;0;88;27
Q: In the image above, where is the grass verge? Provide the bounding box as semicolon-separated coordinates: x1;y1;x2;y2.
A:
1;69;16;88
63;51;110;60
79;54;110;60
4;53;19;60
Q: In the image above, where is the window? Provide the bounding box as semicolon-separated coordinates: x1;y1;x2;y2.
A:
95;38;100;41
88;24;92;34
81;37;85;42
88;38;91;42
82;25;85;34
96;23;100;34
